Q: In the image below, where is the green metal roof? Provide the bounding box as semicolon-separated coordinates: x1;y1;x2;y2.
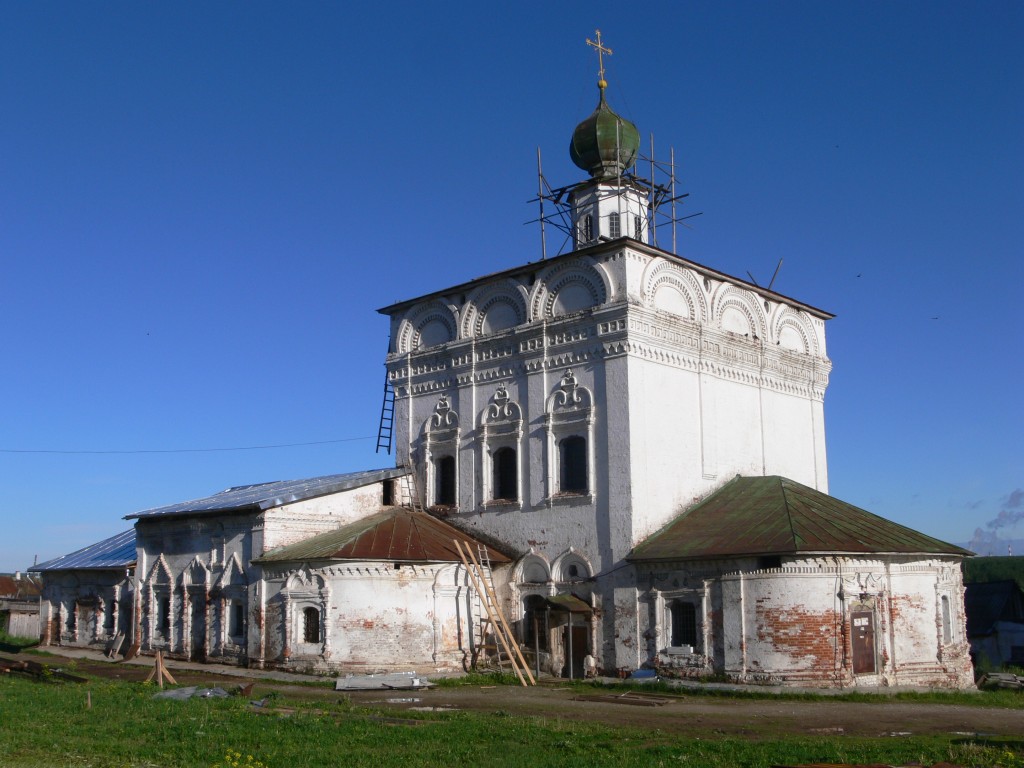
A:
628;476;972;563
569;88;639;180
255;507;510;565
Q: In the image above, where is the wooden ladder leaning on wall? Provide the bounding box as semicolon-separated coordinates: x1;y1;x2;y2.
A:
399;466;424;514
453;539;535;687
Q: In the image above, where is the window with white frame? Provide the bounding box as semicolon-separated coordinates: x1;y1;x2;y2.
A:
434;455;456;506
425;395;460;510
492;447;517;501
670;601;698;648
481;384;523;507
544;370;595;503
284;570;328;657
659;589;703;653
609;212;621;238
302;607;320;644
559;436;587;493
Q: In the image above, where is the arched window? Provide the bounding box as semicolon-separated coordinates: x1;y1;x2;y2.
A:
302;607;320;644
941;595;952;644
435;455;456;506
670;601;697;648
609;212;621;238
559;436;587;493
492;447;517;501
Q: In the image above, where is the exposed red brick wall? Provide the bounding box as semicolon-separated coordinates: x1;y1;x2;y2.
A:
756;603;841;670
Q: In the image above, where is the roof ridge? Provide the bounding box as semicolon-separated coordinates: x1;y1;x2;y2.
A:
777;477;799;550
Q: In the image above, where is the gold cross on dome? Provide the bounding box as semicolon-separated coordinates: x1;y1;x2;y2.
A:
586;29;612;88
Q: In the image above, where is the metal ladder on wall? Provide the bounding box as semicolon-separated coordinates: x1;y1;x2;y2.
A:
453;539;535;686
375;370;395;455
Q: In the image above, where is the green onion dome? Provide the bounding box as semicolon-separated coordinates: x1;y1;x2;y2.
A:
569;86;640;180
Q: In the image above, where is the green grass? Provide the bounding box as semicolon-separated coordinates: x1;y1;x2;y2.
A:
0;630;39;650
1;674;1023;768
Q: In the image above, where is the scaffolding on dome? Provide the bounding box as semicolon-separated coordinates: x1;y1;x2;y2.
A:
527;135;703;261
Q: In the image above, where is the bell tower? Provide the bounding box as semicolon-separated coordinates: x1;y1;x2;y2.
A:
568;31;648;249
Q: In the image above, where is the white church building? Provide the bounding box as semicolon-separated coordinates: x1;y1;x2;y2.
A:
34;65;974;688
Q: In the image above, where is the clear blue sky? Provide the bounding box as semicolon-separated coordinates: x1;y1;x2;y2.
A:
2;2;1021;571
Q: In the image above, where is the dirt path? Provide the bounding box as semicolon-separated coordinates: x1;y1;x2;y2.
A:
345;684;1024;740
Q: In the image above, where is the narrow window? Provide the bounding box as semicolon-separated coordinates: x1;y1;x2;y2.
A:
559;436;587;493
229;601;244;637
435;455;456;506
634;214;643;240
941;595;952;644
671;601;697;648
583;214;594;242
492;447;517;501
158;596;170;633
104;599;116;630
382;479;394;506
609;212;620;238
303;607;320;644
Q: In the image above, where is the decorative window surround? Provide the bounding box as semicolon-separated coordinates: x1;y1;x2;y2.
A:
544;370;595;505
480;384;523;509
283;568;329;659
552;549;593;584
655;586;708;656
425;395;460;510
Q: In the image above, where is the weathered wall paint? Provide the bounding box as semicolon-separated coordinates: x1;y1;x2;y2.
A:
383;242;833;673
639;556;974;688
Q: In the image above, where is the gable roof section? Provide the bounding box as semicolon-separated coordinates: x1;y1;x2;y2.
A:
628;476;971;563
32;529;137;572
255;508;511;565
126;467;408;520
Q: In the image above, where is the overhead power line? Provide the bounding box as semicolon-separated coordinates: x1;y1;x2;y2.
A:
0;436;376;455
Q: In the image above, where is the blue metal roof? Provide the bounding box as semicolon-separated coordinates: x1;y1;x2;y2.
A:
125;467;408;520
32;529;137;572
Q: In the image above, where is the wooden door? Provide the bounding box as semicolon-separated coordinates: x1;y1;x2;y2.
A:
562;624;588;678
851;610;876;675
190;598;206;661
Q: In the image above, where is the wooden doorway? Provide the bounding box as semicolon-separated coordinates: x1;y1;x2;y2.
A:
190;596;207;662
851;610;876;675
563;623;588;679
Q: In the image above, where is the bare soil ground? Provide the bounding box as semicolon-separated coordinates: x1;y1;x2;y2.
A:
19;649;1024;741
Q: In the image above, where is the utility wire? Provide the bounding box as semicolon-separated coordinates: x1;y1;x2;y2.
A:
0;436;375;455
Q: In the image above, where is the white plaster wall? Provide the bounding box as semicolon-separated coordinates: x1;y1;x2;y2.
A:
641;556;973;688
261;483;387;554
261;561;475;672
383;240;834;673
760;388;822;487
